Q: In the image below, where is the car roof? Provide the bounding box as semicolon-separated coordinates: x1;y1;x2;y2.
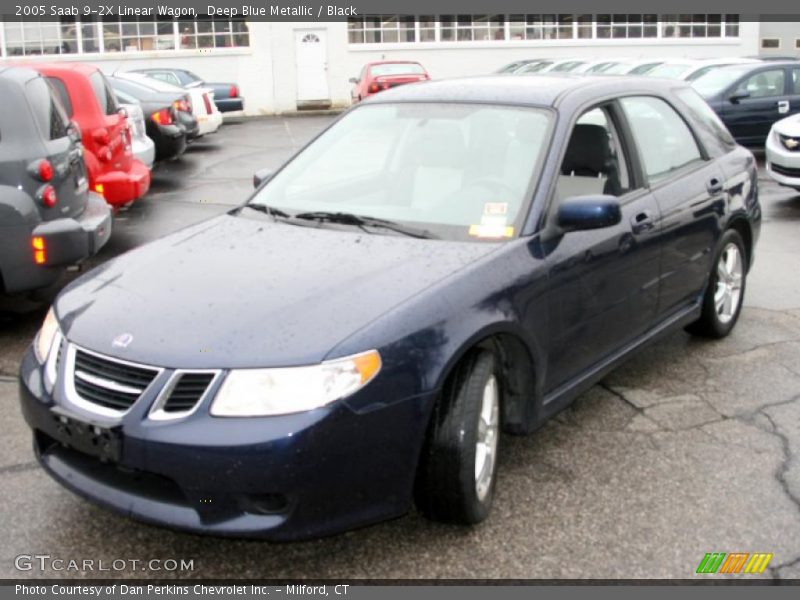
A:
707;61;800;75
19;61;98;75
365;75;689;109
0;64;40;85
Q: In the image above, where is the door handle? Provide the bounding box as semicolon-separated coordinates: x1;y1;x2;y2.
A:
630;210;655;234
707;176;724;196
777;100;790;114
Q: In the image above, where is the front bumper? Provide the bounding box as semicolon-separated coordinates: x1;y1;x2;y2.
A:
197;111;223;136
18;344;433;540
95;159;151;206
765;131;800;189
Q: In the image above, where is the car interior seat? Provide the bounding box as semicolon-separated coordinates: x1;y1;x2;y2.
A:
556;123;623;202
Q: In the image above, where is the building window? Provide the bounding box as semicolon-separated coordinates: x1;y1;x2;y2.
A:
1;17;249;56
761;38;781;49
347;14;740;45
660;14;738;38
508;14;575;41
347;15;415;43
596;14;658;38
796;38;800;49
440;15;505;41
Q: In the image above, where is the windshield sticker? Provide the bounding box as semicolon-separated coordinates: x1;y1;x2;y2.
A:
483;202;508;216
469;223;515;239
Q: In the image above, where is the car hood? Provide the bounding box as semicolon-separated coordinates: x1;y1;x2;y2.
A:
55;214;499;369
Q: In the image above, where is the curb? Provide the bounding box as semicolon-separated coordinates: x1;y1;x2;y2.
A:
223;109;346;123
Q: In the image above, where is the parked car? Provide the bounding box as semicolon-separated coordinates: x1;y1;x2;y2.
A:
599;59;665;75
494;59;547;74
113;72;202;140
766;113;800;190
645;57;759;82
108;76;188;161
119;102;154;169
29;63;150;208
130;68;244;113
350;61;430;102
516;58;584;74
0;66;111;294
692;61;800;146
20;75;760;540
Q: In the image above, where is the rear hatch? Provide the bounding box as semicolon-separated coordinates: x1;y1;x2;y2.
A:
21;75;88;221
88;70;133;173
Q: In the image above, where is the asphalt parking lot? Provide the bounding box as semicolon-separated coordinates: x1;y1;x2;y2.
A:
1;115;799;580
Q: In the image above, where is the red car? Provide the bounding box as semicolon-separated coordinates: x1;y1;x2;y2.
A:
350;61;430;103
28;63;150;208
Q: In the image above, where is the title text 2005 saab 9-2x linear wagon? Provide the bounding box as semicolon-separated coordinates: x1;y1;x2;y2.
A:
20;75;760;540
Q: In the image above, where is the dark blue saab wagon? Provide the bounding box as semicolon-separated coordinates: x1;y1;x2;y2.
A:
20;75;761;540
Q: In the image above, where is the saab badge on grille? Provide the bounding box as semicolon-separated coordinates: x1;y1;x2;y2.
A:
111;333;134;349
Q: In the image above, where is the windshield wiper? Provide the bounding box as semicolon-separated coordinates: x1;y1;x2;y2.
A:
238;204;291;219
293;211;437;239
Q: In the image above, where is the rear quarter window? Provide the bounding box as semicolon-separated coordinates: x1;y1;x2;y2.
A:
89;71;118;116
674;87;737;153
25;77;69;141
46;77;73;117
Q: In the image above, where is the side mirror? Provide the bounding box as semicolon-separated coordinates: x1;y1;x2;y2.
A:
557;195;622;233
729;90;750;103
118;106;129;118
349;77;359;84
253;168;274;188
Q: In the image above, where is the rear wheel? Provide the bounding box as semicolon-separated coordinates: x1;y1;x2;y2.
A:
687;229;747;338
415;350;501;524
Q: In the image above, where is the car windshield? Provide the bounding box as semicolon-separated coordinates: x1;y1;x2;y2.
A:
519;61;554;73
248;103;552;242
691;66;753;97
370;64;425;76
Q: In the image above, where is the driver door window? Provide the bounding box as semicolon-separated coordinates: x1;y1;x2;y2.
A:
739;69;786;98
555;106;631;205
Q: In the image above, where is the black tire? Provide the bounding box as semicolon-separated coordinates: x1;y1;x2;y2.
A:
415;349;501;525
687;228;747;339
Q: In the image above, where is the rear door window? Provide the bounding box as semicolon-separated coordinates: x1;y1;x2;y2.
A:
25;77;69;140
620;96;703;184
89;71;118;115
151;71;181;86
792;69;800;94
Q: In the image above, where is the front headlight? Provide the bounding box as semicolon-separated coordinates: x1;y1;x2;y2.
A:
210;350;382;417
34;308;60;363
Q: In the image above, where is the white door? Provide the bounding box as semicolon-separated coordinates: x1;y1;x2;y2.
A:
295;30;330;104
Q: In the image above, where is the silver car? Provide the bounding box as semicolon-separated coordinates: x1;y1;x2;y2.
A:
120;102;155;169
766;114;800;191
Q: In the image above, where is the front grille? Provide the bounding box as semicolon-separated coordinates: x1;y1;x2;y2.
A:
73;349;159;411
771;163;800;178
162;372;215;413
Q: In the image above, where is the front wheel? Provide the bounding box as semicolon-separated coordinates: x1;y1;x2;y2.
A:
415;350;501;524
687;229;747;338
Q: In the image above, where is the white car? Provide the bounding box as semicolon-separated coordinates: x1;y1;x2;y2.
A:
766;114;800;191
120;102;155;169
645;57;759;82
115;71;223;137
600;59;666;75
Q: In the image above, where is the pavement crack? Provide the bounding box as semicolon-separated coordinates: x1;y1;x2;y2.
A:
759;407;800;518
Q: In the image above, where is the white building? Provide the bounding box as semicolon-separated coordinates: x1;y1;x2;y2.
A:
0;15;769;114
